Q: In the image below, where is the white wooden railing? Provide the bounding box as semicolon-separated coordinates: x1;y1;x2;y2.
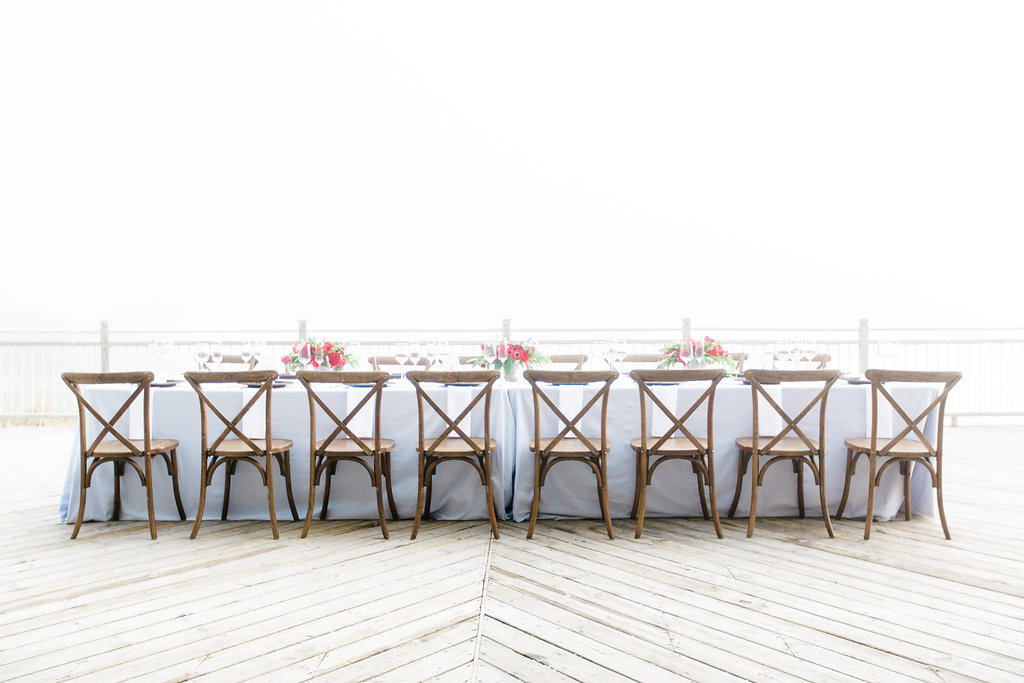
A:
2;319;1022;424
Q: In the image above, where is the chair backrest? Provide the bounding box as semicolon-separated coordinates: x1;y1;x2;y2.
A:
62;371;154;457
297;370;390;457
202;353;258;371
459;355;487;368
523;370;618;457
630;368;725;455
544;354;588;371
184;370;278;455
864;369;962;456
744;369;841;453
731;352;749;372
370;356;432;372
773;353;831;370
406;370;500;456
607;353;664;371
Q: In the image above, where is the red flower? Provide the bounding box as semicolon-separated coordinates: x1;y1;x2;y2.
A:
281;354;292;363
292;343;300;353
511;348;525;361
677;348;690;362
311;359;320;368
323;342;333;353
327;352;342;367
705;336;712;342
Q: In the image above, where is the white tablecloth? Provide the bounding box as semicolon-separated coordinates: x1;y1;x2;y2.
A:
59;379;515;523
60;377;940;525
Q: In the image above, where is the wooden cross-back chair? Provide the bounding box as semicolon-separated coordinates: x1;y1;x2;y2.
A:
184;370;298;539
62;372;186;539
522;370;619;539
730;352;749;373
730;369;841;538
201;353;258;371
406;370;502;540
836;370;961;540
370;356;432;372
629;369;726;539
545;354;588;371
773;353;831;370
606;353;663;371
296;370;396;539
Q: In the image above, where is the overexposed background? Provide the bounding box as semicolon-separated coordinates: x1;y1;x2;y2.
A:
1;1;1021;332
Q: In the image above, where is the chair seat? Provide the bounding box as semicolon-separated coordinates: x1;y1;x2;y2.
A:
735;436;819;455
423;437;497;456
529;437;603;455
211;438;293;456
317;438;396;454
630;437;707;455
844;436;933;456
93;438;180;456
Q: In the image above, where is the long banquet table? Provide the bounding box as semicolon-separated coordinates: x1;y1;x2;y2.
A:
59;376;941;528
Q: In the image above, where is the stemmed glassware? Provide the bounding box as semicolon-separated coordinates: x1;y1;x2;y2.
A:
495;339;509;377
195;343;210;371
211;342;224;367
239;341;253;368
253;342;267;369
394;343;410;378
691;339;705;368
409;343;421;372
613;340;627;369
593;341;608;369
775;340;793;370
436;341;451;370
482;342;497;368
425;342;437;370
298;342;314;370
800;340;818;369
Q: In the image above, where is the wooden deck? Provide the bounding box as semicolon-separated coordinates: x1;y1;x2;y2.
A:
1;425;1022;682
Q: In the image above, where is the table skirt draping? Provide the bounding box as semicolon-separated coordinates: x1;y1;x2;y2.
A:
59;378;940;526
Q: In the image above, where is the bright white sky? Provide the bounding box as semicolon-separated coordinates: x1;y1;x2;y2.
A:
1;1;1021;334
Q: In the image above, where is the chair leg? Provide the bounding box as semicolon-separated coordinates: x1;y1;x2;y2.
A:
168;450;186;521
836;448;857;519
817;458;834;539
374;458;390;540
746;452;759;538
321;461;336;521
795;459;806;519
694;462;710;520
527;454;542;540
72;479;88;539
936;471;951;540
265;455;280;540
729;449;749;518
302;457;318;539
598;456;614;540
144;455;157;540
864;454;877;540
902;461;912;521
630;448;643;520
221;459;236;521
483;453;500;540
191;456;210;539
423;469;434;521
278;452;299;522
411;453;426;540
383;453;399;520
635;453;650;539
707;470;724;539
113;460;123;522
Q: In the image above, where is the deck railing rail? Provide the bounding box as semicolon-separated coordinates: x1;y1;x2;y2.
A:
2;319;1021;424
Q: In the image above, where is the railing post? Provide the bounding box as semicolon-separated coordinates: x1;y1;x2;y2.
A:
100;320;110;372
502;318;511;341
858;318;869;375
298;319;307;341
682;317;691;341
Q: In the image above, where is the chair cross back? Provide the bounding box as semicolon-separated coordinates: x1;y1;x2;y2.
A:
298;371;388;457
407;371;499;456
524;370;618;457
865;370;962;456
62;372;153;457
747;370;841;452
184;371;277;455
631;369;724;454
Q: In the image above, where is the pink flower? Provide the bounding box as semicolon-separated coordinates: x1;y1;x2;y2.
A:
327;352;342;367
281;355;292;363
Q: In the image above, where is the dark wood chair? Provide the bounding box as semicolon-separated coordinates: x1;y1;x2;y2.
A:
731;352;748;372
407;370;502;539
62;371;186;539
836;369;961;540
296;370;396;538
545;354;588;371
184;370;298;539
522;370;619;539
629;368;726;538
729;369;841;538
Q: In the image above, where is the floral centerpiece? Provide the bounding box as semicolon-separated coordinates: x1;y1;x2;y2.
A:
281;338;357;373
469;340;550;381
659;336;737;372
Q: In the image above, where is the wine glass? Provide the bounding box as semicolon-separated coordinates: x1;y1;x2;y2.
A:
394;343;410;378
800;340;818;369
775;340;793;370
348;341;364;369
253;342;267;369
409;343;421;371
298;342;314;370
691;339;705;368
194;343;210;371
482;342;497;368
676;341;690;369
614;340;627;369
211;341;224;367
425;342;437;369
592;341;608;369
437;341;451;370
239;341;253;368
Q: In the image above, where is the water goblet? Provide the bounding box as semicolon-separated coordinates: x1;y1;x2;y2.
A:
691;339;705;368
614;340;627;369
211;341;224;367
394;343;410;378
253;342;267;369
409;343;421;370
775;340;793;370
437;341;451;370
425;342;437;369
195;343;210;371
239;341;253;368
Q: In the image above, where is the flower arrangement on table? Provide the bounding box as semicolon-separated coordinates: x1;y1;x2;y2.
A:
469;340;550;381
281;338;357;373
659;336;737;372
